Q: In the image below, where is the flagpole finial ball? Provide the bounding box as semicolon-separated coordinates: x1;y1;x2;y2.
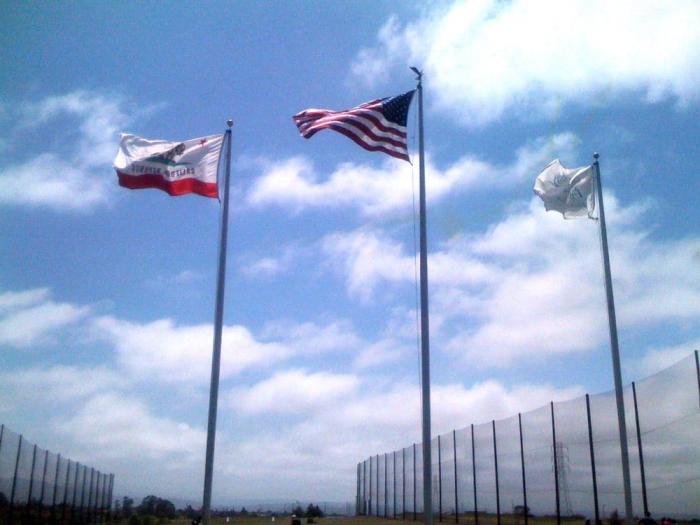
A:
227;119;233;128
593;152;599;160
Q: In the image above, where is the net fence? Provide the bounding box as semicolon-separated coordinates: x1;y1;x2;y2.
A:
357;352;700;521
0;425;115;523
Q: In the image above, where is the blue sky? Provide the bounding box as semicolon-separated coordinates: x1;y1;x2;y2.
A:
1;0;700;508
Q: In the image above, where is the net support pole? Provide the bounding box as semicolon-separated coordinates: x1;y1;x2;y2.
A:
471;424;478;525
385;452;388;518
62;459;71;521
369;455;373;516
108;473;115;520
364;460;367;515
438;435;442;523
592;154;634;522
453;430;459;524
586;394;600;523
26;443;38;516
376;454;380;517
403;447;406;520
202;120;234;525
632;382;649;516
71;462;80;520
394;450;397;518
55;455;64;521
10;433;23;517
695;350;699;409
356;463;360;516
38;449;49;508
412;66;433;525
492;420;500;525
413;443;417;521
518;413;528;525
79;465;88;521
551;403;560;525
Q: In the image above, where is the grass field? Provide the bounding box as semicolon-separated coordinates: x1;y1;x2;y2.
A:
150;516;598;525
145;515;699;525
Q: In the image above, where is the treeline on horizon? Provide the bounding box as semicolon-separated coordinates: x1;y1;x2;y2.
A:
114;496;327;524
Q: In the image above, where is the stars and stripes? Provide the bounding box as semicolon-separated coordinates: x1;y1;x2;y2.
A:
293;90;415;162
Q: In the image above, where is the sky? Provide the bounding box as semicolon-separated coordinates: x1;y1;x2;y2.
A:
1;0;700;510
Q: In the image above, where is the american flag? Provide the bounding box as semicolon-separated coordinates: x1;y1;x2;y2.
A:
293;90;415;162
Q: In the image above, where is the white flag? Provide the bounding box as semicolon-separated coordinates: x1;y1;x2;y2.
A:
114;133;224;198
533;159;595;219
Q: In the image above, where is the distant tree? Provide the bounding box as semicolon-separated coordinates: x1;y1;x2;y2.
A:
306;504;324;518
183;504;198;519
156;498;176;519
292;505;305;517
240;507;249;516
137;495;176;519
513;505;530;517
122;496;134;517
139;495;159;515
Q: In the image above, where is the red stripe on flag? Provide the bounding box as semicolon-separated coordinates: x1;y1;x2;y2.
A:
329;126;410;162
117;172;218;198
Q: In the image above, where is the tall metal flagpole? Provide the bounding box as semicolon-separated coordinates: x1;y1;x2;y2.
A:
202;119;233;525
412;66;433;525
592;153;633;522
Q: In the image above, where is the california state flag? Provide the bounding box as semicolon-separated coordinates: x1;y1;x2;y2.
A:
114;133;224;198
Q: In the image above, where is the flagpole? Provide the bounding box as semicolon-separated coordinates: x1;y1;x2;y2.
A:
412;66;433;525
202;119;233;525
592;153;633;522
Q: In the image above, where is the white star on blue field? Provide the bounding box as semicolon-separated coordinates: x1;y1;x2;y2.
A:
1;0;699;509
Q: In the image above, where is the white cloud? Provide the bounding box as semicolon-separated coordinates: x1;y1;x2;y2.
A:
0;365;124;407
0;288;89;347
322;229;415;302
321;195;700;367
57;393;205;461
352;0;700;125
352;338;406;369
247;133;578;216
0;153;112;211
91;312;363;385
261;319;361;355
0;90;136;211
638;341;700;376
0;287;50;313
215;369;584;500
93;316;292;384
230;369;360;414
239;245;304;279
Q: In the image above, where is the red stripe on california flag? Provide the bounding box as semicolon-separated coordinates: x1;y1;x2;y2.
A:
117;172;218;198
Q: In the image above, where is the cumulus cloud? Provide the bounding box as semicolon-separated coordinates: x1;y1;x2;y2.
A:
90;312;365;385
352;0;700;125
215;369;584;500
57;393;205;461
0;91;137;211
0;288;89;347
93;316;292;384
638;340;700;376
247;133;578;216
0;365;123;406
321;195;700;367
230;369;360;414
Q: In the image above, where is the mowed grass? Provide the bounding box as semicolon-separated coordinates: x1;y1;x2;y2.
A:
160;516;588;525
